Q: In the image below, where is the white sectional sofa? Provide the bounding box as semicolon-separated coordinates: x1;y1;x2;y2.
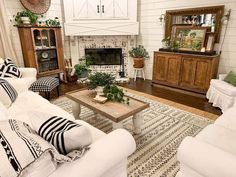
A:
0;68;136;177
1;67;37;93
176;106;236;177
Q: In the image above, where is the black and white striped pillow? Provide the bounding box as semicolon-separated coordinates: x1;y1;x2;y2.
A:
37;116;92;155
0;78;18;107
0;58;22;78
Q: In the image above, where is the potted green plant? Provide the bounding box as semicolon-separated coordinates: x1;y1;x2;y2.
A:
128;45;149;68
74;55;93;78
103;84;130;104
87;72;114;96
14;10;38;25
162;37;171;49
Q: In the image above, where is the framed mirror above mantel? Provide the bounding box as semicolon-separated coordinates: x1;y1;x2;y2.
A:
165;5;224;43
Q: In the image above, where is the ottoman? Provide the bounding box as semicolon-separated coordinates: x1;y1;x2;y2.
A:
29;77;60;100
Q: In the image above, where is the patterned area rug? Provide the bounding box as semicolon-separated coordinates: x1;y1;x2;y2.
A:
52;92;213;177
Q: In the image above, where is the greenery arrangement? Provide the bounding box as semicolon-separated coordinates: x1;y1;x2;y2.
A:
103;84;129;104
128;45;149;59
161;37;171;48
87;72;114;89
45;17;60;26
14;10;38;25
87;72;129;104
74;55;93;77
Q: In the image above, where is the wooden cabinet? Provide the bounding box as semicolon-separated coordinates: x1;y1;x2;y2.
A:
152;52;220;94
18;26;65;78
153;53;181;85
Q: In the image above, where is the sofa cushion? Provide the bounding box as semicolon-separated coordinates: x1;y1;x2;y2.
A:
210;79;236;96
0;101;7;120
0;78;18;107
8;91;75;127
0;58;22;78
0;119;71;177
196;124;236;155
30;113;92;155
214;107;236;132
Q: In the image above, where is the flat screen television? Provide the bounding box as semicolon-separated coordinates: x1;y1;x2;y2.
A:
85;48;122;65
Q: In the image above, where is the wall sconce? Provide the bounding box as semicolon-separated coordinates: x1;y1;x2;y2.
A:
219;9;232;55
222;9;231;22
159;14;166;25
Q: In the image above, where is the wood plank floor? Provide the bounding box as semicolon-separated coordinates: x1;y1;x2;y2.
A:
46;78;221;118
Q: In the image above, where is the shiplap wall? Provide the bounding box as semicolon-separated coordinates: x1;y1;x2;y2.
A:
137;0;236;80
4;0;70;66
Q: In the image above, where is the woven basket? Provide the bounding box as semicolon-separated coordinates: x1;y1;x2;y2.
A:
133;58;144;68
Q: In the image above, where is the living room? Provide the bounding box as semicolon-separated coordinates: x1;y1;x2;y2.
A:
0;0;236;177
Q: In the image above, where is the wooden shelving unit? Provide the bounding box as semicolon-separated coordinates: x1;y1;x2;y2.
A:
18;26;65;79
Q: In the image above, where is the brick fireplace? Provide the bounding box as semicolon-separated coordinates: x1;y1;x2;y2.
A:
77;36;130;77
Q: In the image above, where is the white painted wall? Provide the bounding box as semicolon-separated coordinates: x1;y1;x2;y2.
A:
4;0;71;66
137;0;236;80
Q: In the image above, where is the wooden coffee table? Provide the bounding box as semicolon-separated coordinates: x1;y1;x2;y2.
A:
66;89;149;134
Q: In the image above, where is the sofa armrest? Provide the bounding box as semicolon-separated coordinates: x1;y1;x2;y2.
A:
19;67;37;79
50;129;136;177
178;137;236;177
219;74;227;81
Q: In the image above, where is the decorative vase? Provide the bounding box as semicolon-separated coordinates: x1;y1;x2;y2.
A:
95;86;104;97
21;17;30;24
133;58;144;68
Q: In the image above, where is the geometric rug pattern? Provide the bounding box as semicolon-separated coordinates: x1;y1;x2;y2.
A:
52;92;213;177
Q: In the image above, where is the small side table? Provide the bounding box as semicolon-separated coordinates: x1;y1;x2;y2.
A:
29;77;60;100
133;68;145;81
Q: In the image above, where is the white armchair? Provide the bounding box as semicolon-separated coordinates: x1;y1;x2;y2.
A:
206;74;236;112
176;106;236;177
2;67;37;93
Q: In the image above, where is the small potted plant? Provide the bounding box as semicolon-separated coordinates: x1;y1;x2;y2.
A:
103;84;129;104
74;55;93;78
14;10;38;25
87;72;114;96
162;37;171;49
128;45;149;68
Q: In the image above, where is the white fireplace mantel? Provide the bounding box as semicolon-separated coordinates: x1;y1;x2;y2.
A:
63;0;139;36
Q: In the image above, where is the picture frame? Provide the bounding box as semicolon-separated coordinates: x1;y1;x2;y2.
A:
172;26;207;51
206;34;215;52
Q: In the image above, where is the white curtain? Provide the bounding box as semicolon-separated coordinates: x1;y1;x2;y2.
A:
0;0;19;65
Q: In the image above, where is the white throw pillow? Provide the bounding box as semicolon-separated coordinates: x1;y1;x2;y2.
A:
0;78;18;107
0;101;8;120
30;112;92;155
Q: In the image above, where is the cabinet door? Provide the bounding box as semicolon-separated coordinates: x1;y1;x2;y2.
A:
180;57;196;88
73;0;101;19
194;59;211;90
73;0;88;18
114;0;128;18
101;0;114;18
166;55;181;85
180;57;211;91
153;53;181;85
153;53;168;81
